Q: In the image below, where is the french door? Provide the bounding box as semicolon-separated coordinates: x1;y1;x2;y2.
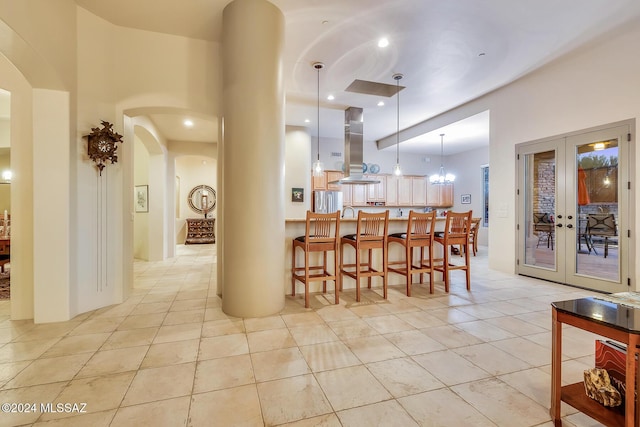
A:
516;123;631;293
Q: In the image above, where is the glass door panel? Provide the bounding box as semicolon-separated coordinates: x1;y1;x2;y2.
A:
517;123;630;294
575;138;619;281
566;126;628;293
517;139;565;283
523;150;557;270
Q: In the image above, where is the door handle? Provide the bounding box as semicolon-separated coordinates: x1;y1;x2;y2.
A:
566;224;573;229
556;223;563;228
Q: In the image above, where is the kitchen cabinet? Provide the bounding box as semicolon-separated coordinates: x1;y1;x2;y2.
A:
397;177;413;206
312;173;326;191
312;170;343;191
326;171;343;191
386;175;399;206
412;177;427;206
351;184;367;206
426;181;454;207
386;175;421;206
366;175;386;202
342;185;352;205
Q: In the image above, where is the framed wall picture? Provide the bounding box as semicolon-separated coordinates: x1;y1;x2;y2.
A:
292;187;304;202
461;194;471;204
135;185;149;212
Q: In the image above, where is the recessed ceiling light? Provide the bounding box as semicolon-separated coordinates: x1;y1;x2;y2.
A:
378;38;389;48
304;119;310;123
184;119;194;127
377;101;384;107
327;94;335;100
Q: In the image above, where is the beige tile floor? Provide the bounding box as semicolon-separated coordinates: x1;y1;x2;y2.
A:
0;244;612;426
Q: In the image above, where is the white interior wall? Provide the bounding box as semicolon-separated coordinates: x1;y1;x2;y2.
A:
147;153;167;261
0;54;34;320
75;7;121;317
0;120;9;147
1;4;221;321
33;89;71;323
418;21;640;278
447;146;490;246
285;126;312;218
175;156;217;244
133;137;150;260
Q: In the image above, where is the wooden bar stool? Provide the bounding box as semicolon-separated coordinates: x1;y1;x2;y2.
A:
467;217;482;256
340;211;389;302
387;210;436;296
292;210;341;308
433;211;472;292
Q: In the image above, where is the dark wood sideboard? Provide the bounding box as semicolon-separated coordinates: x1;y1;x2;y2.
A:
185;218;215;244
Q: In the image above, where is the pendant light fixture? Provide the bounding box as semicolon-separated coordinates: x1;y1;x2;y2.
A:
392;73;403;176
312;62;325;177
429;133;455;184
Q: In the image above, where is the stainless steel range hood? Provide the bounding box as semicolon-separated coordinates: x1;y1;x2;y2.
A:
329;107;379;185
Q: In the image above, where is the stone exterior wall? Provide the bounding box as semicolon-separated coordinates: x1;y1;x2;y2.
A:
533;159;555;216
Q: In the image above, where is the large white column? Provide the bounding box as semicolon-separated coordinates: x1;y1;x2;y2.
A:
221;0;285;317
33;89;71;322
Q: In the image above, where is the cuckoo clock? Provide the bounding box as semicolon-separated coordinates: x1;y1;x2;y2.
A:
87;121;123;175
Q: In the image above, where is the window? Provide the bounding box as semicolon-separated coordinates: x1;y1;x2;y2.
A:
481;165;489;227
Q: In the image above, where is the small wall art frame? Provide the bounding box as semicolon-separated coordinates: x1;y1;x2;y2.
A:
135;185;149;212
461;194;471;204
292;188;304;203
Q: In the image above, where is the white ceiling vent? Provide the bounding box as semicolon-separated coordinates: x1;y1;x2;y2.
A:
345;79;405;97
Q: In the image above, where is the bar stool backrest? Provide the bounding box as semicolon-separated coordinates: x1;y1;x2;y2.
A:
443;211;472;245
407;211;436;242
355;211;389;242
306;211;340;244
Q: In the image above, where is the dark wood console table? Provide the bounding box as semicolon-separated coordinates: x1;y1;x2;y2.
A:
185;218;215;244
551;297;640;427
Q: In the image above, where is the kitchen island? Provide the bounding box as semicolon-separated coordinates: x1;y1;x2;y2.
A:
285;215;448;297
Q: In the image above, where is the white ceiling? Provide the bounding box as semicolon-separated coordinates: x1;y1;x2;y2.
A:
73;1;640;155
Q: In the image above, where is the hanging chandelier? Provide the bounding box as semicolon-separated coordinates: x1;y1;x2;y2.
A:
392;73;403;176
429;133;455;184
312;62;324;177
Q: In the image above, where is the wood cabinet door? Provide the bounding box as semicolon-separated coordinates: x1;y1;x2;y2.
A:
326;171;343;191
440;183;454;207
352;184;367;206
426;180;440;206
312;173;326;190
365;175;386;201
342;186;352;205
426;181;454;207
397;177;413;206
386;175;398;206
412;177;427;206
376;175;386;200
